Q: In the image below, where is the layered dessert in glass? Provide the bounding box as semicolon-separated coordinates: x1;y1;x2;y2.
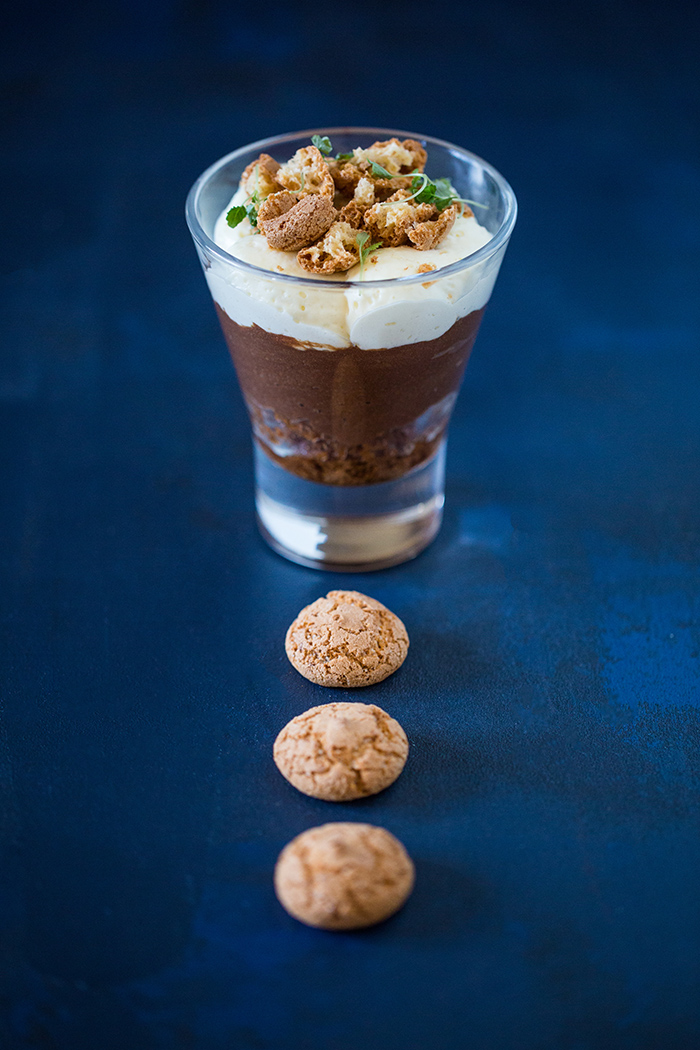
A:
186;129;516;570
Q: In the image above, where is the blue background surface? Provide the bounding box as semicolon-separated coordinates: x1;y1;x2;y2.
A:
1;1;699;1047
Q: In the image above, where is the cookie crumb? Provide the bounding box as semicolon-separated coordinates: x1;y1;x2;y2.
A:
277;146;335;197
297;222;361;275
240;153;281;200
408;203;459;250
258;191;337;251
364;191;437;247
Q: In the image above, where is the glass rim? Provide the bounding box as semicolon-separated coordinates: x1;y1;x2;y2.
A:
185;126;517;289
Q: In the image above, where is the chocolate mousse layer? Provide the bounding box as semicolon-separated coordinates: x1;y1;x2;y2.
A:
215;304;485;485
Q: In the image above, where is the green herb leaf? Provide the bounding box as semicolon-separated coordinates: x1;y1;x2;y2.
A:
433;177;455;196
244;200;258;227
311;134;333;155
355;230;382;280
386;173;488;214
226;205;247;228
432;177;456;211
369;161;393;179
411;173;435;205
335;152;354;162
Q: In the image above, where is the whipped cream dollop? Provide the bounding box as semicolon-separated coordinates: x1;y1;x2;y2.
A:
206;186;502;350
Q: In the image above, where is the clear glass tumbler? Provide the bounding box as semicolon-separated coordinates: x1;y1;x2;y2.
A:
186;127;516;570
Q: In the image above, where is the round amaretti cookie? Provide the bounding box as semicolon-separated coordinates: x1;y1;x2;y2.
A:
285;590;409;688
274;702;409;801
274;822;415;930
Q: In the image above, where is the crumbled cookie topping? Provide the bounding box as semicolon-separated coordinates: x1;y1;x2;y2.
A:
257;190;298;223
232;135;478;274
258;191;337;251
408;202;459;250
241;153;281;200
297;222;361;274
337;176;376;229
277;145;335;197
327;159;364;194
351;137;427;176
364;190;437;248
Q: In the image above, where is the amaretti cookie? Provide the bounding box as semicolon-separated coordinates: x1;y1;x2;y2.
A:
274;702;409;801
274;822;415;930
285;590;409;688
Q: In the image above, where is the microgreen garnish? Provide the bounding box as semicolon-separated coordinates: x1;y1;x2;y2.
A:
369;161;393;179
375;170;432;207
242;164;262;227
379;170;488;212
311;134;333;155
355;230;382;280
332;148;489;213
453;197;488;212
226;205;247;228
227;163;263;228
411;174;454;210
244;200;259;226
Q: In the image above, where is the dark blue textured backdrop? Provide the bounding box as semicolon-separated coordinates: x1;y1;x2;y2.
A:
1;1;699;1047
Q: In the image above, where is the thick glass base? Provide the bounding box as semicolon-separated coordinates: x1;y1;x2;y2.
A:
254;440;446;571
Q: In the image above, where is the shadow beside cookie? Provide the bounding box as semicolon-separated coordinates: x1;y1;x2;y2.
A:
362;859;498;942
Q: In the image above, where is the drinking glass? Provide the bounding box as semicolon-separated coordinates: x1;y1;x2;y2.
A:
186;128;516;570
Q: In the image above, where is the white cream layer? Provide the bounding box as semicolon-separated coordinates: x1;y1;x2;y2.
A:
207;186;501;350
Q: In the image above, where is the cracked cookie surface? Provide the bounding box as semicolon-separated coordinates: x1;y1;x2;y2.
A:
274;702;409;801
258;191;337;250
285;590;409;687
274;822;415;929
